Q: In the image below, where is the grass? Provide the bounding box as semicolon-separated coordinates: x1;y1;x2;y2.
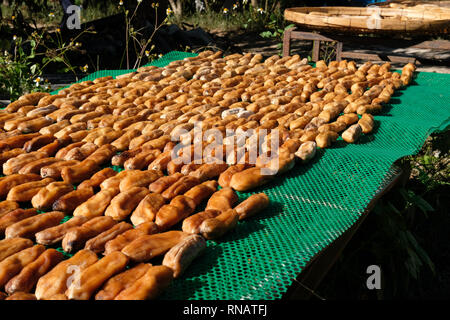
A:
169;9;278;33
3;4;270;33
1;0;120;27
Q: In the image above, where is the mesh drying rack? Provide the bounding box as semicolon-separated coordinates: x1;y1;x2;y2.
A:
45;51;450;299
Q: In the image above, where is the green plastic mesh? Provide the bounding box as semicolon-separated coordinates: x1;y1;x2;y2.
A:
45;51;450;299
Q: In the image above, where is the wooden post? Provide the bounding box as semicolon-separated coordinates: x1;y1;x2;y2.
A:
335;41;343;61
312;40;320;61
283;27;294;57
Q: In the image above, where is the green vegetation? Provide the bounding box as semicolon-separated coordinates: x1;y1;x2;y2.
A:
0;25;92;100
0;0;166;98
170;6;281;33
0;0;120;25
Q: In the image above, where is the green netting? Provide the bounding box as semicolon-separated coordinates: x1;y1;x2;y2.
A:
49;51;449;299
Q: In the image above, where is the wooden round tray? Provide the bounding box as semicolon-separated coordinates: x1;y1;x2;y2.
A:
284;6;450;34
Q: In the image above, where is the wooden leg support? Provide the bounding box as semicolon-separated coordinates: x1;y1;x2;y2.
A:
283;27;293;57
336;41;343;61
281;27;427;64
312;40;320;61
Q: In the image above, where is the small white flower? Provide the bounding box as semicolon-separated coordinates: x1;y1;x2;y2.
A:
82;64;88;72
34;77;42;86
158;53;163;58
145;50;150;57
257;7;264;14
223;8;229;14
233;3;238;10
119;0;123;6
48;12;55;17
12;35;17;41
242;0;248;4
166;7;172;15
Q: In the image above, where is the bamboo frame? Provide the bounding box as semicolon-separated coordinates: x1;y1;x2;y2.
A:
284;6;450;34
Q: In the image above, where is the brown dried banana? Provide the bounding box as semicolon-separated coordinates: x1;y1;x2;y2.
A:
73;188;120;219
161;176;201;201
5;178;55;202
95;263;152;300
77;167;117;190
130;193;166;226
118;169;163;192
121;230;190;262
5;249;63;295
84;222;133;254
114;265;173;300
31;182;74;210
35;216;90;245
342;123;362;143
0;245;46;288
149;172;184;194
0;238;34;262
5;211;65;240
52;187;94;213
62;216;117;253
60;159;99;184
162;234;206;278
40;160;80;179
229;167;274;192
35;249;98;300
104;221;159;255
155;195;196;231
0;208;38;236
205;187;238;213
199;208;239;240
65;252;129;300
105;187;150;221
0;200;20;218
234;193;269;220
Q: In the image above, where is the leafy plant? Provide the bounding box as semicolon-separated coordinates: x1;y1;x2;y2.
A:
119;0;170;69
408;134;450;192
258;9;293;53
318;41;337;64
0;1;97;100
0;27;93;100
0;35;51;100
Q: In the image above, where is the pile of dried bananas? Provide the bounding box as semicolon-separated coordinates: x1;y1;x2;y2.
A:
0;50;415;300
